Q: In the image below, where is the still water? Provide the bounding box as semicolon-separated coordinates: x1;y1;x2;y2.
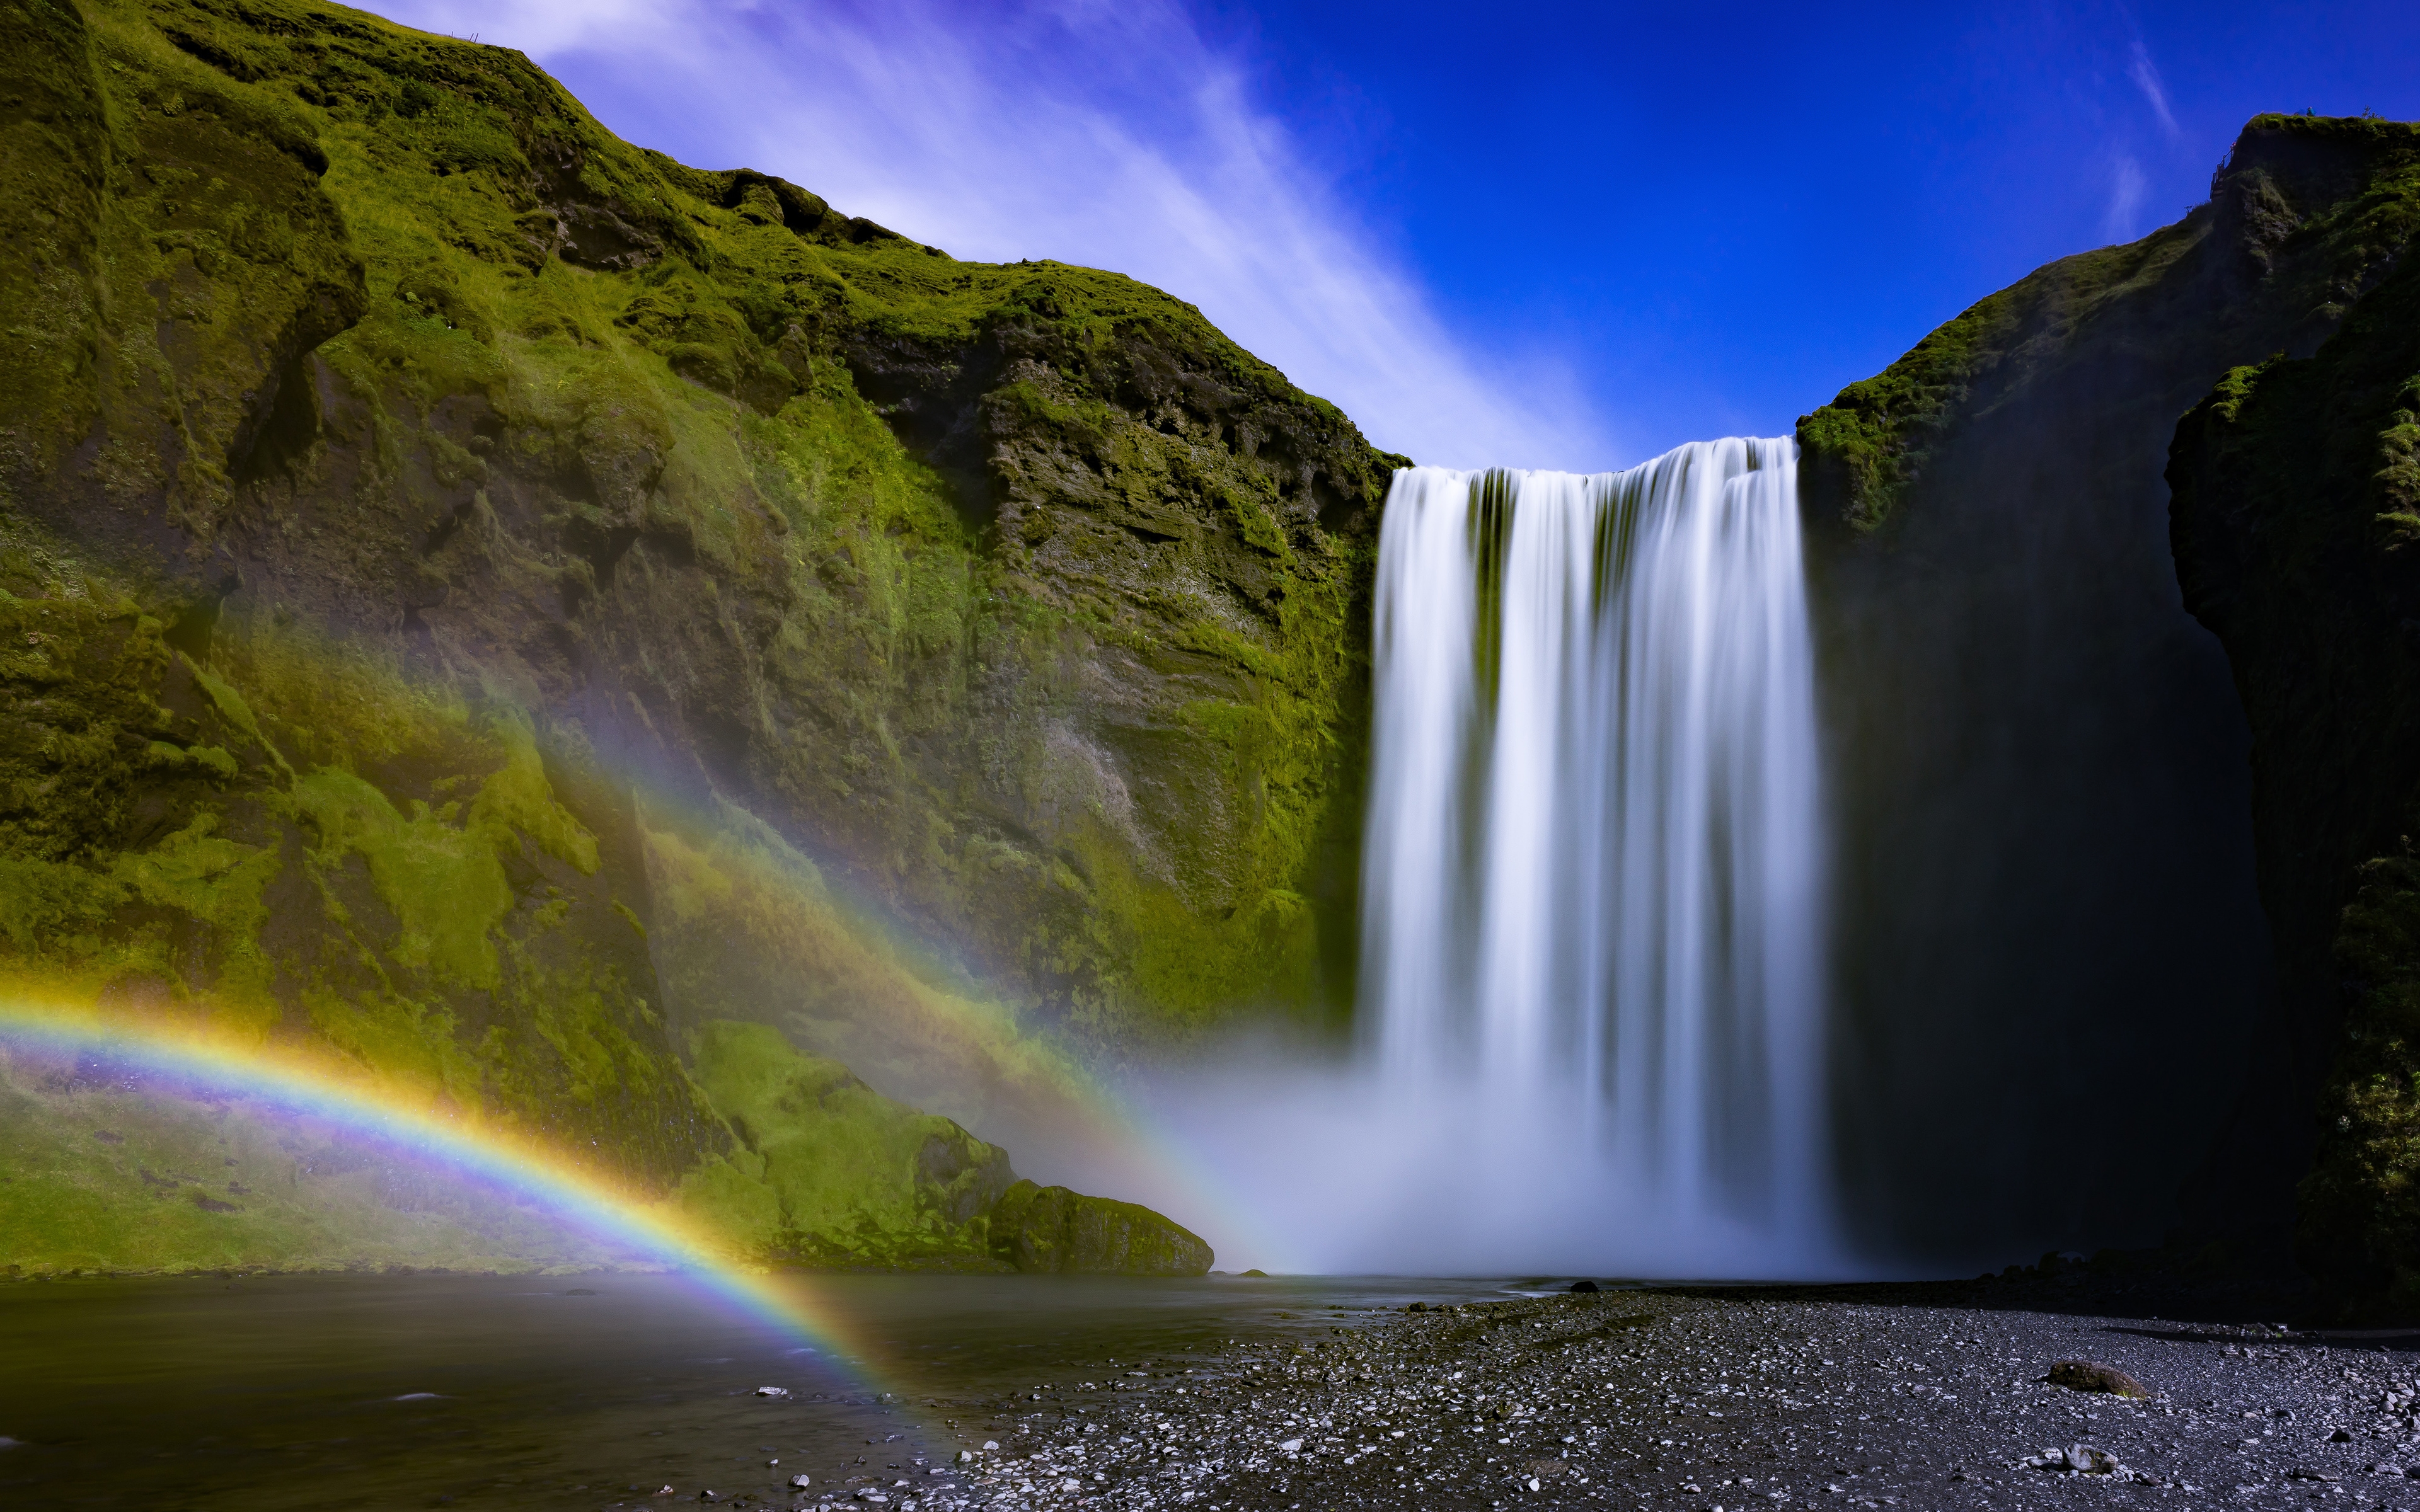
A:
0;1272;1562;1509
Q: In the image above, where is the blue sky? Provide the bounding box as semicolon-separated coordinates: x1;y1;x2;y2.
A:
372;0;2420;470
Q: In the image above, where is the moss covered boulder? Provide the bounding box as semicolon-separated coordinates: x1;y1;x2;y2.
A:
988;1177;1213;1276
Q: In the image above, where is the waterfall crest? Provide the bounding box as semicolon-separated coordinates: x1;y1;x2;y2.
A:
1359;438;1832;1268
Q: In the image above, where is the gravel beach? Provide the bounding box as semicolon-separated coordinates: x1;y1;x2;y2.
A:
786;1279;2420;1511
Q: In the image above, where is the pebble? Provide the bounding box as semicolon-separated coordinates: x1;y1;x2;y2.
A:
842;1273;2420;1511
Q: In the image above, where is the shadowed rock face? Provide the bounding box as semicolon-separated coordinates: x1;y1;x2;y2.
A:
1798;115;2420;1273
0;0;1364;1271
2169;137;2420;1318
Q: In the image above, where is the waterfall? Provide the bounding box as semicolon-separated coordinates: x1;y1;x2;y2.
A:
1356;438;1833;1270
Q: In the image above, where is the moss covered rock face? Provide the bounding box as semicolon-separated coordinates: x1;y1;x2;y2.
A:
0;0;1351;1274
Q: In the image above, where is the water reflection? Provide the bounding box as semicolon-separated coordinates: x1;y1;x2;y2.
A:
0;1272;1560;1509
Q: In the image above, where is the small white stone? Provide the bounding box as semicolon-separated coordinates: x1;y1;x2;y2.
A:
787;1474;812;1489
1279;1438;1303;1453
754;1385;790;1398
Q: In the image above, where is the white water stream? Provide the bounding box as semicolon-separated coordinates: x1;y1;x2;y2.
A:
1159;439;1839;1275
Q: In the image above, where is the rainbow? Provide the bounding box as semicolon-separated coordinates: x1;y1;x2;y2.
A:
0;999;900;1385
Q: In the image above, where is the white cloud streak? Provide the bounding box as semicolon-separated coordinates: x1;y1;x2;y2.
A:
364;0;1612;469
2101;152;2148;242
2126;38;2181;139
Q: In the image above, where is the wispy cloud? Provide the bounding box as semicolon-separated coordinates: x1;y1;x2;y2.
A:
364;0;1612;469
2101;152;2148;242
2125;37;2181;139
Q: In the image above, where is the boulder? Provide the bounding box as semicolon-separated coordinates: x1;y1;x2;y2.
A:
2045;1360;2150;1397
988;1179;1213;1275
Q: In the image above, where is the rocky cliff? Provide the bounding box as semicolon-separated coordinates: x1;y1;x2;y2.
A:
1801;114;2420;1283
2168;118;2420;1318
0;0;1393;1273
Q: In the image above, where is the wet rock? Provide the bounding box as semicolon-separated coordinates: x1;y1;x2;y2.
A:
2045;1360;2150;1397
786;1474;812;1489
2330;1428;2354;1441
2022;1445;2129;1477
754;1386;790;1398
1569;1280;1600;1293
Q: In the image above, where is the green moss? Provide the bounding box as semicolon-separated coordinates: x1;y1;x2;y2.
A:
674;1020;1015;1269
287;767;514;988
988;1177;1211;1276
0;853;122;954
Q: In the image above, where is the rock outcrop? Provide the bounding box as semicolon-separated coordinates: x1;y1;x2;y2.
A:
988;1178;1214;1276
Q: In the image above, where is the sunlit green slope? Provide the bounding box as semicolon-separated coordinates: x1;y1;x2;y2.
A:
0;0;1398;1273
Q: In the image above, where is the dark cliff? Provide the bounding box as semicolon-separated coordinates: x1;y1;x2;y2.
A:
1799;114;2420;1270
2169;118;2420;1317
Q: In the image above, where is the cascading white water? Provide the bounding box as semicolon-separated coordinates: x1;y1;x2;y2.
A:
1354;438;1832;1269
1149;437;1836;1276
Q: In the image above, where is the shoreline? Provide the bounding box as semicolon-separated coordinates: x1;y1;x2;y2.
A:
901;1278;2419;1510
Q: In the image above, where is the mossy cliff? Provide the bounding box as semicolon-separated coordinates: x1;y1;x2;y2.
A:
2167;120;2420;1318
0;0;1388;1272
1795;115;2420;1269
